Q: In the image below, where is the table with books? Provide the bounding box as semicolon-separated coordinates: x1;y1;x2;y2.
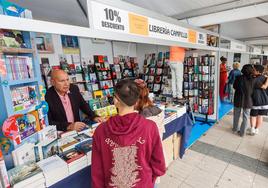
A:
1;105;193;188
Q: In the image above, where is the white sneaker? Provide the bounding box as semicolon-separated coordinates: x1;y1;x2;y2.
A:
255;129;259;135
246;128;251;134
250;127;256;135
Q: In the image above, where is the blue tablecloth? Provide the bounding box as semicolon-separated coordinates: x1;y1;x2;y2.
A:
163;113;193;158
49;113;193;188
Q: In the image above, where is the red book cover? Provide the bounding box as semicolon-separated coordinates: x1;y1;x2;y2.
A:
61;149;85;164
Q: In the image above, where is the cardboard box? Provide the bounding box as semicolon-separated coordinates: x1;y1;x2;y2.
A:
173;133;182;160
162;135;173;167
162;133;182;167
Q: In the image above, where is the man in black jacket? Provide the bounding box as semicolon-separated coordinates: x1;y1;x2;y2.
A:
45;70;103;131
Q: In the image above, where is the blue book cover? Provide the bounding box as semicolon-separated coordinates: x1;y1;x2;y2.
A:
75;139;93;154
42;139;59;159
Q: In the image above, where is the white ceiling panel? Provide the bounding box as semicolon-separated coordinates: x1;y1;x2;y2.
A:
8;0;89;27
122;0;235;16
221;18;268;40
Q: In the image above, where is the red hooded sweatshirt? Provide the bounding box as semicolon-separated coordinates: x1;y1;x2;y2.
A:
91;112;166;188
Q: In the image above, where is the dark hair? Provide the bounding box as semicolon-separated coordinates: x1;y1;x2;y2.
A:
241;64;254;78
220;56;227;62
114;79;140;106
254;64;264;74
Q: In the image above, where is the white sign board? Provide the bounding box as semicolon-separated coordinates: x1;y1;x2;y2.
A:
89;1;206;45
253;47;262;54
230;41;246;52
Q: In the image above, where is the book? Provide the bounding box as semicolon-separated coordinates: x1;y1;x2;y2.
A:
75;139;93;154
107;105;118;116
8;162;44;187
93;90;104;99
37;125;57;143
95;107;108;117
16;111;40;140
60;149;85;164
12;143;35;166
89;99;101;111
58;136;78;153
37;155;68;187
41;139;59;159
73;133;91;143
0;150;10;188
40;58;50;76
0;58;7;78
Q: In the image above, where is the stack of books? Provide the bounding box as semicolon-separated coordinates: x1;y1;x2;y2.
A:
8;162;45;188
164;110;178;125
60;149;88;175
75;139;93;165
37;155;69;187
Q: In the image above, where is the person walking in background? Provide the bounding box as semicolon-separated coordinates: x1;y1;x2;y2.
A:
232;64;255;137
249;65;268;135
91;79;166;188
169;46;185;102
227;62;241;102
220;56;228;101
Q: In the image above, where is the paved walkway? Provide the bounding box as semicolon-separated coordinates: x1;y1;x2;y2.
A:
158;112;268;188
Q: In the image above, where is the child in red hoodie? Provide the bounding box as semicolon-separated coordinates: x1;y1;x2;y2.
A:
92;79;166;188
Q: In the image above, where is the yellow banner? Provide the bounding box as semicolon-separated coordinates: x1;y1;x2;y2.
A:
188;30;197;43
129;13;149;36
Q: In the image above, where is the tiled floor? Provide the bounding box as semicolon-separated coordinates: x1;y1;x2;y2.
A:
158;113;268;188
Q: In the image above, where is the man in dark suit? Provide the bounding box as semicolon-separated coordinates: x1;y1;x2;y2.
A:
45;70;103;131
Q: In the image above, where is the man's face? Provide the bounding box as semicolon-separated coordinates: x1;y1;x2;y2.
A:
52;72;70;94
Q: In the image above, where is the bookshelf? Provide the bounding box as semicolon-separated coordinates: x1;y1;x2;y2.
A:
183;55;215;121
0;0;44;170
142;52;170;94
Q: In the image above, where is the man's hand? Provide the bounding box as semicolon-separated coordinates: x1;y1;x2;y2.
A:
68;122;86;132
93;116;105;123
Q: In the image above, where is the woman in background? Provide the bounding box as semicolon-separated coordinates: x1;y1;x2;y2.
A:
220;56;228;101
227;62;241;102
134;79;165;139
233;64;255;137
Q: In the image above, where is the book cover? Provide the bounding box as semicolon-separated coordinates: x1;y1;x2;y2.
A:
12;143;35;166
73;133;91;143
75;139;93;154
93;90;104;99
58;137;78;152
42;139;59;159
0;58;7;77
106;105;117;116
99;98;109;108
89;99;101;111
89;73;97;82
60;149;85;164
95;107;108;117
91;84;99;91
0;150;10;188
16;115;35;140
8;162;42;187
35;33;54;54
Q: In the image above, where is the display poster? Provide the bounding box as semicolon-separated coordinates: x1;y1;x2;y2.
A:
61;35;80;54
36;33;54;54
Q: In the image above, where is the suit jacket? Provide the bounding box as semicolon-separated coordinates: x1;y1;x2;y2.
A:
45;84;96;131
